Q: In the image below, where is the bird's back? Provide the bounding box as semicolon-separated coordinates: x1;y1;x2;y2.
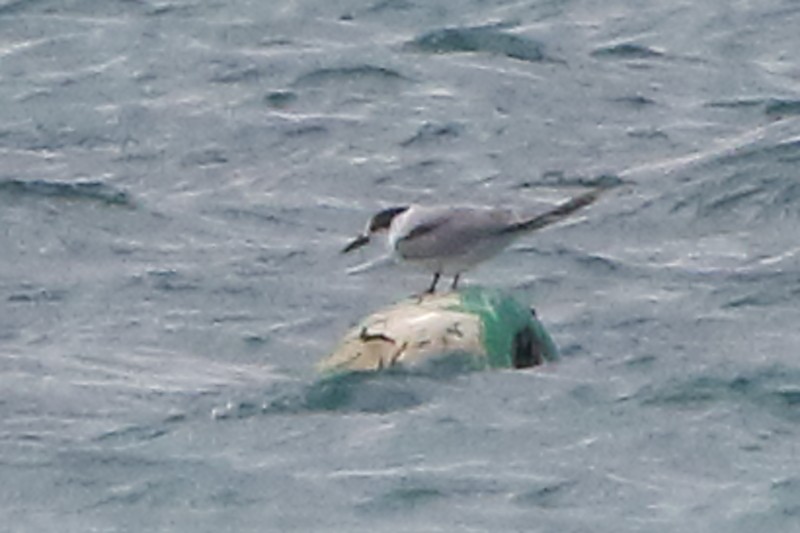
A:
389;205;518;272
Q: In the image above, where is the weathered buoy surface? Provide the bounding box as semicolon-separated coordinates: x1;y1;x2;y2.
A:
318;286;557;375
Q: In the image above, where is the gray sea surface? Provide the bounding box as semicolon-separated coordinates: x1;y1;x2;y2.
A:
2;0;800;531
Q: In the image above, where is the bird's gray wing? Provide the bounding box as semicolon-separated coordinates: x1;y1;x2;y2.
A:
395;207;514;260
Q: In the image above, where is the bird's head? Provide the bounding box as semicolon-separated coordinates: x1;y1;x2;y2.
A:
342;206;409;253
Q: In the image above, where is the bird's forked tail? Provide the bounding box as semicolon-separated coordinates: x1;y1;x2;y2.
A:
501;187;605;235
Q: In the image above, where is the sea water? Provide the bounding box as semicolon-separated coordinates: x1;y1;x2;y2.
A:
1;0;799;531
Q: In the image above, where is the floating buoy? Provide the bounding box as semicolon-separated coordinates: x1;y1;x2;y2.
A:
318;286;557;374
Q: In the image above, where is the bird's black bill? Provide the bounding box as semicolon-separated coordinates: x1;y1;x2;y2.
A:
342;234;370;253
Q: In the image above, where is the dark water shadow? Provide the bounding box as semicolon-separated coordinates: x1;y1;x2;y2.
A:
405;25;558;63
214;355;480;419
0;178;134;208
631;364;800;423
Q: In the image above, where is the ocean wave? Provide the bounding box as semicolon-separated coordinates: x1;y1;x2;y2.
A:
658;131;800;227
211;357;486;419
0;178;133;207
292;65;407;87
400;122;464;147
591;42;665;60
706;98;800;120
405;25;551;63
634;365;800;423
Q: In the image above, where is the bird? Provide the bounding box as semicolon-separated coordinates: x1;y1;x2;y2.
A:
342;188;604;293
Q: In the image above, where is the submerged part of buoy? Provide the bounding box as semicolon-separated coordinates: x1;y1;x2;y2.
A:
318;286;557;374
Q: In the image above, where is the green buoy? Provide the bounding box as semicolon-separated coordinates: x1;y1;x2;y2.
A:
318;286;557;374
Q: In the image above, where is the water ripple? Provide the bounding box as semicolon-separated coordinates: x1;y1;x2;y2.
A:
406;25;551;63
0;179;133;207
634;365;800;423
591;42;665;60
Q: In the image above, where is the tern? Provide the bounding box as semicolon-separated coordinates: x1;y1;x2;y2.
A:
342;188;604;293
